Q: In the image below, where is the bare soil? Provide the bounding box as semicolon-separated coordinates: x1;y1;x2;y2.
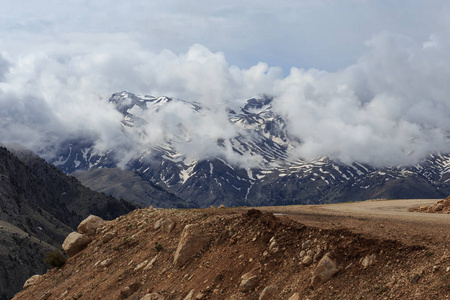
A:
13;199;450;300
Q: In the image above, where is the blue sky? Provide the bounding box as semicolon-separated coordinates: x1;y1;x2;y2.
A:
1;0;450;166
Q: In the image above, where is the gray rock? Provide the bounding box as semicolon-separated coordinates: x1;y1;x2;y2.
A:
174;224;211;267
259;285;278;300
102;230;116;243
361;254;376;268
307;250;315;258
141;293;164;300
23;274;42;290
77;215;105;236
161;218;176;233
62;232;92;257
184;289;195;300
154;219;163;230
288;293;300;300
100;258;113;267
314;248;324;261
269;238;279;253
302;240;312;250
302;255;313;266
144;255;158;270
239;272;258;292
120;282;141;299
311;252;339;289
434;203;444;212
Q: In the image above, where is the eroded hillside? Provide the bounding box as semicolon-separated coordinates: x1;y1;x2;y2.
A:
13;206;450;300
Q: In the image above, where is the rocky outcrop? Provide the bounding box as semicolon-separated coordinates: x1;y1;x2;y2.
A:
119;282;141;299
415;196;450;213
173;224;211;268
22;275;42;290
62;232;92;257
102;230;116;243
361;254;377;268
311;252;339;289
287;293;300;300
141;293;164;300
154;218;176;233
77;215;105;236
239;272;258;292
259;285;278;300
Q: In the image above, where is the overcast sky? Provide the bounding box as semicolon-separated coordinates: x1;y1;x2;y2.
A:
1;0;450;166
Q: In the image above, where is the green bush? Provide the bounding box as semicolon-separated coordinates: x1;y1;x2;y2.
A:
44;250;67;268
154;242;163;252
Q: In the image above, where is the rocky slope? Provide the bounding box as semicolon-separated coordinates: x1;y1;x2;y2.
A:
0;146;140;300
13;206;450;300
414;195;450;213
52;92;450;208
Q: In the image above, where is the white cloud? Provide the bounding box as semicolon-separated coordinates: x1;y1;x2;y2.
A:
273;32;450;166
1;2;450;167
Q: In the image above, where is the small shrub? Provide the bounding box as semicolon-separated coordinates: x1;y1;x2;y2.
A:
155;242;163;252
44;250;66;269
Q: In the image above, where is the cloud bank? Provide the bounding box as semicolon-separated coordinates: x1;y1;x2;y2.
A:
0;31;449;167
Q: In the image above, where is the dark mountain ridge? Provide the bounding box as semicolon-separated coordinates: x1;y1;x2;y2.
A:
0;146;140;300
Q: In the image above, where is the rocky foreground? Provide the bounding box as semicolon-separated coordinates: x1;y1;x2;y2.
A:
414;196;450;214
14;206;450;300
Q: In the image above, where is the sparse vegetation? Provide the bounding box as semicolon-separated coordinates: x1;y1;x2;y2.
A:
154;242;163;252
44;250;66;269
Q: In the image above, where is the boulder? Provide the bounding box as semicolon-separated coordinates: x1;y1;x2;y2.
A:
174;224;211;267
23;274;42;290
239;272;258;292
100;258;113;267
361;254;376;268
183;289;195;300
102;230;116;243
77;215;105;236
161;218;176;233
141;293;164;300
62;232;92;257
302;255;313;266
314;248;324;261
311;252;339;289
269;237;279;253
302;240;312;250
259;285;278;300
434;203;444;212
120;282;141;299
144;255;158;270
288;293;300;300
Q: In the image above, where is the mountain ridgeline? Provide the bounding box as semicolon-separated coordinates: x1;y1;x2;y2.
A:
53;92;450;208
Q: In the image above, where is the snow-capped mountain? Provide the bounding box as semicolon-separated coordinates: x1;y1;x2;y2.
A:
51;92;450;207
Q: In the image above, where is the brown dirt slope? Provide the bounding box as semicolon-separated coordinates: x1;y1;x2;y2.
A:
13;203;450;300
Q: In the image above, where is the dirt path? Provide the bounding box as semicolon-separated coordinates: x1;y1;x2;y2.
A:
256;199;450;249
